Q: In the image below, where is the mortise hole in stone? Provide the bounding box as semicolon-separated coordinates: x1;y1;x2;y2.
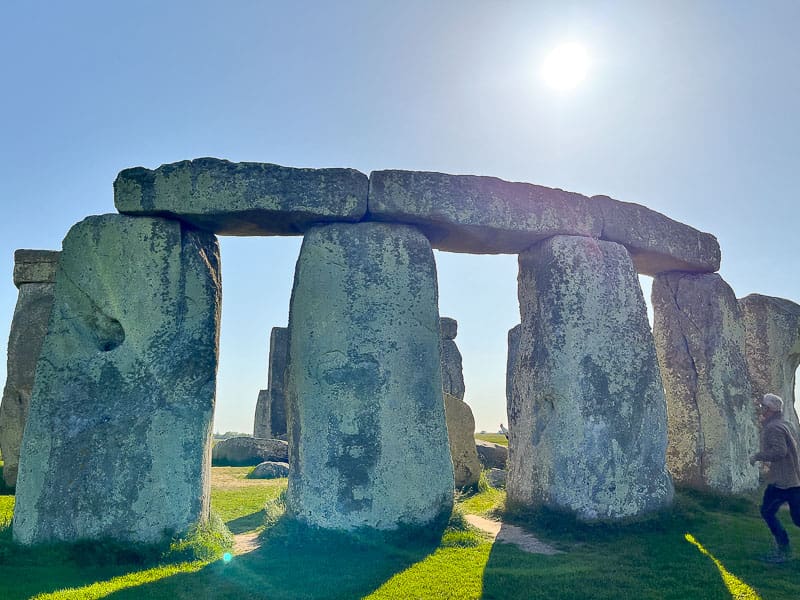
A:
94;314;125;352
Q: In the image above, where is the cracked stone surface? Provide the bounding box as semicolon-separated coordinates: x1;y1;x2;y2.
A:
652;272;759;493
509;235;673;520
285;222;453;530
739;294;800;432
13;214;221;545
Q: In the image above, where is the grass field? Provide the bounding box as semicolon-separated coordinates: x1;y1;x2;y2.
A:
1;466;799;599
474;433;508;446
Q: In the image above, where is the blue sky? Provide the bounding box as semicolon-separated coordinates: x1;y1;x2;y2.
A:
1;1;798;433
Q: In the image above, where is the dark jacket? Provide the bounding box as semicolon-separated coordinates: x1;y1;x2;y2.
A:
753;414;800;489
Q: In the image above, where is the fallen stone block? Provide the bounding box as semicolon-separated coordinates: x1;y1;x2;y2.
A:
212;437;289;466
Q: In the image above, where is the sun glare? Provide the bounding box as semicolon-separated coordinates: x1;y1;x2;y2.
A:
541;42;590;91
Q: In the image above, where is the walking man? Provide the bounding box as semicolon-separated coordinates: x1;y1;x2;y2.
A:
750;393;800;563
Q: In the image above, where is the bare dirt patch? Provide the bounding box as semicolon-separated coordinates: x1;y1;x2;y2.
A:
465;514;562;555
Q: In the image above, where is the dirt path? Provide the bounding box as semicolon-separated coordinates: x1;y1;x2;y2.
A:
465;514;562;555
233;531;262;554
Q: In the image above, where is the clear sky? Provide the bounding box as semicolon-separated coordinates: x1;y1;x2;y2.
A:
1;1;798;434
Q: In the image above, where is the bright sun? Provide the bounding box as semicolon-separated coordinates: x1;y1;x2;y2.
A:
541;42;590;91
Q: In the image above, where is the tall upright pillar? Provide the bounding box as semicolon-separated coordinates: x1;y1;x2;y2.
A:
13;215;221;544
739;294;800;433
0;250;59;487
286;222;453;530
509;235;673;520
652;273;759;493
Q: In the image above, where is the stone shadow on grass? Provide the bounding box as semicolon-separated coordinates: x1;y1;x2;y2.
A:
105;516;443;600
224;510;265;534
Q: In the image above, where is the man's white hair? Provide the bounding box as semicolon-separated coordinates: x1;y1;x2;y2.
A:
762;393;784;412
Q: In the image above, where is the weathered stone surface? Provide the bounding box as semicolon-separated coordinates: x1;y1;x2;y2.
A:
286;222;454;530
212;437;289;466
652;273;759;493
506;324;521;409
266;327;289;438
440;317;458;340
115;158;368;236
253;389;270;439
444;393;481;488
591;195;721;276
367;170;719;274
368;170;602;254
739;294;800;432
441;339;465;401
13;215;221;545
486;468;507;488
475;439;508;470
12;250;59;287
247;461;290;479
509;235;673;520
0;276;57;487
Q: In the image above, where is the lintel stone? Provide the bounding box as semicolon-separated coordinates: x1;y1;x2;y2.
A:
114;158;368;236
13;250;59;287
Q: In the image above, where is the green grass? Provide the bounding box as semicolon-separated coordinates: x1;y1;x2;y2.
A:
475;433;508;446
1;471;799;599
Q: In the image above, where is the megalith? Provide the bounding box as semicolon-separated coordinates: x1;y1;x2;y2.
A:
13;215;221;544
739;294;800;432
253;389;270;438
509;235;673;520
439;318;480;487
0;250;59;487
444;393;481;488
285;222;454;530
651;273;759;493
440;317;465;400
266;326;289;438
506;324;521;409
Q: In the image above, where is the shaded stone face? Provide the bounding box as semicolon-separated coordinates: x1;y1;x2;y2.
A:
506;324;521;411
114;158;368;236
652;273;759;493
509;235;673;520
444;392;481;488
441;338;465;401
13;215;221;545
253;389;270;439
285;222;453;530
266;326;289;437
439;317;458;340
12;250;59;287
0;249;59;487
739;294;800;432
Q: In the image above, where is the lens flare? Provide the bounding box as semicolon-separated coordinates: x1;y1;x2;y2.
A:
222;552;233;563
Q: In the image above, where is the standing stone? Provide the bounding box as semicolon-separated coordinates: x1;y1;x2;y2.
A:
0;250;59;487
444;393;481;488
286;222;454;530
13;215;221;545
739;294;800;432
266;327;289;438
506;324;521;410
652;273;759;493
253;389;270;438
440;317;465;400
509;235;673;520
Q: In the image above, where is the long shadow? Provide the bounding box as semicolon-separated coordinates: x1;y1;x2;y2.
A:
106;516;441;600
225;510;265;534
